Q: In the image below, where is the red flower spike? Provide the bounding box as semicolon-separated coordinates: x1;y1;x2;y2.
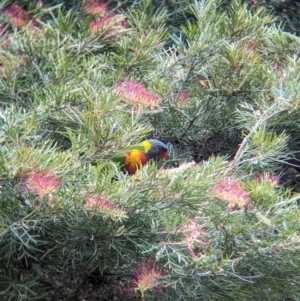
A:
83;0;109;16
213;178;250;211
157;162;198;177
2;5;29;28
115;80;161;107
178;90;192;102
254;173;281;187
85;195;128;220
179;219;210;260
89;14;127;35
128;262;163;298
21;168;61;198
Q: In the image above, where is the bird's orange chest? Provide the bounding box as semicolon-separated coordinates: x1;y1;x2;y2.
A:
125;150;148;175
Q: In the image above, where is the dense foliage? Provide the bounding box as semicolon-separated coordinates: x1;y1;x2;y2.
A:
1;0;300;300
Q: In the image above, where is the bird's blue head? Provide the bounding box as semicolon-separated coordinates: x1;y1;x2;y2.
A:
143;139;169;160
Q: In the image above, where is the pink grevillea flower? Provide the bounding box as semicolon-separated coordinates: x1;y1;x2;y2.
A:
90;14;127;35
83;0;108;16
213;178;250;211
115;80;161;107
254;173;281;187
179;219;210;260
128;262;163;299
2;5;29;28
85;195;128;220
178;90;192;102
21;168;61;198
158;162;198;177
1;5;42;32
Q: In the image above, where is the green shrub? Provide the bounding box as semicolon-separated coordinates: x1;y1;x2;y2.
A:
1;0;300;300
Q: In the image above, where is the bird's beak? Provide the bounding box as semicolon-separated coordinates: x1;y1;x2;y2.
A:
159;152;169;159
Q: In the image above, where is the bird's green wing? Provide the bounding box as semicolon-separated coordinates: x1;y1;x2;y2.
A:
109;143;146;159
118;142;147;154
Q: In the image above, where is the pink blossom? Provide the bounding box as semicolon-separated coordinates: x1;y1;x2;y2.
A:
83;0;108;16
254;173;281;187
89;14;127;35
2;5;29;28
85;195;128;220
179;219;209;260
157;162;198;177
1;5;42;32
115;80;161;107
178;90;192;102
21;168;61;198
128;262;163;298
213;178;250;210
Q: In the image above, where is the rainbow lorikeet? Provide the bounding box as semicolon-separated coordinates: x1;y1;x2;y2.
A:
113;139;169;175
